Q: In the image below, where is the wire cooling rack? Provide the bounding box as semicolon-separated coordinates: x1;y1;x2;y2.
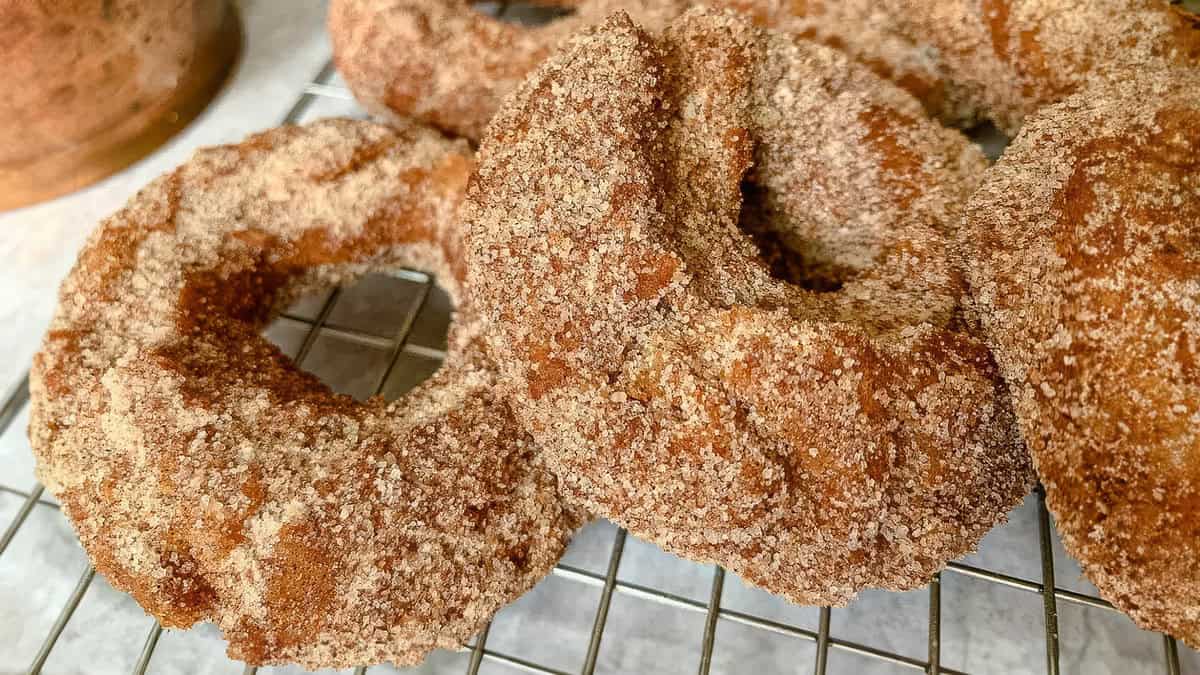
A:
1;3;1197;674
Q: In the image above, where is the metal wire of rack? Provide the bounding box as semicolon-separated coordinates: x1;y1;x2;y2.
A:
0;4;1194;674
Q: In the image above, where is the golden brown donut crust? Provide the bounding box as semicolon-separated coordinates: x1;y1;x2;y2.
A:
28;119;578;669
327;0;950;138
328;0;692;140
713;0;968;125
465;11;1032;605
329;0;1199;137
874;0;1200;133
963;72;1200;646
730;0;1200;132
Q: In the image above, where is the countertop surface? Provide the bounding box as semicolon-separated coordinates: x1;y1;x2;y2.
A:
2;2;1198;674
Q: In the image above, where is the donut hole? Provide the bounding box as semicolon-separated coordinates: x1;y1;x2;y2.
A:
263;271;455;402
472;1;574;26
738;183;876;294
742;221;853;293
967;120;1010;161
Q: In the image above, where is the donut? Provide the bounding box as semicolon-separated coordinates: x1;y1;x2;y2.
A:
856;0;1200;133
723;0;1200;132
962;72;1200;646
327;0;917;139
464;10;1032;605
27;119;579;668
714;1;963;124
328;0;688;140
329;0;1199;137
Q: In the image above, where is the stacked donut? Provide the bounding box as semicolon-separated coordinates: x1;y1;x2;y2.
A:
329;0;1200;138
29;119;581;668
463;9;1030;606
26;0;1198;669
962;74;1200;647
332;0;1200;649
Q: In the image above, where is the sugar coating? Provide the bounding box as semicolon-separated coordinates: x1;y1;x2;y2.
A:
329;0;691;140
327;0;957;139
962;71;1200;646
27;119;580;669
729;0;1200;132
710;0;975;126
330;0;1199;139
867;0;1200;133
464;10;1033;606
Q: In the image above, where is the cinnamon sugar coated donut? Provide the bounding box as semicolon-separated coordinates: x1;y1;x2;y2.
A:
330;0;1199;137
863;0;1200;132
714;0;962;123
327;0;948;139
329;0;687;140
465;11;1033;605
28;119;579;668
726;0;1200;131
962;73;1200;646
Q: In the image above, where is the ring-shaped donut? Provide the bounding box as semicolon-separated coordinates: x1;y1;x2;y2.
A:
28;118;578;669
465;11;1032;604
329;0;1200;137
962;71;1200;647
329;0;687;140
